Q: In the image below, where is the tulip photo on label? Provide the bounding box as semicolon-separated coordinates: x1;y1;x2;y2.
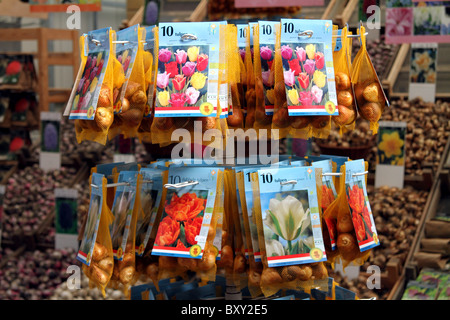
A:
262;191;313;256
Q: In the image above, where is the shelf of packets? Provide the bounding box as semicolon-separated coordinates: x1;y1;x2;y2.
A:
64;20;388;147
401;269;449;300
76;155;380;300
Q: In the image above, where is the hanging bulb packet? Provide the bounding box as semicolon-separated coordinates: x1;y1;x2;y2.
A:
77;173;114;296
68;27;115;145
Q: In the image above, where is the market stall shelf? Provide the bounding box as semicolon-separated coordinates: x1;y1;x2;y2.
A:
0;28;79;112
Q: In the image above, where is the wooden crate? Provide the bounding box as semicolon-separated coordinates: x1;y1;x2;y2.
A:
382;43;410;100
322;0;358;27
0;28;80;112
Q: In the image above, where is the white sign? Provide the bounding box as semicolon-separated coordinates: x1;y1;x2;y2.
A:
55;188;79;250
375;121;407;189
409;43;438;103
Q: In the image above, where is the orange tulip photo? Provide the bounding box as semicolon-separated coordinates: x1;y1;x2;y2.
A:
154;190;208;249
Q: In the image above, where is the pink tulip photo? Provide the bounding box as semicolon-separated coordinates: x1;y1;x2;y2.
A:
260;46;273;60
281;45;293;60
157;71;170;89
311;85;323;103
299;91;314;106
175;49;187;64
295;47;306;62
182;62;197;77
159;48;172;63
284;69;296;87
185;87;200;105
304;59;316;75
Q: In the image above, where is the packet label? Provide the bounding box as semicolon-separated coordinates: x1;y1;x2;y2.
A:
152;167;219;259
113;25;139;114
312;159;337;250
69;27;111;120
77;173;105;266
345;159;379;252
135;168;164;256
258;21;278;115
242;167;262;262
280;19;338;116
154;22;221;117
257;166;327;267
144;25;157;118
110;171;139;260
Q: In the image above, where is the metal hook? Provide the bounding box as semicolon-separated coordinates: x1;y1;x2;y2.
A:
322;172;343;177
90;182;132;189
298;30;314;38
280;180;297;186
181;33;198;41
113;40;129;45
164;180;199;189
352;171;368;177
91;38;101;46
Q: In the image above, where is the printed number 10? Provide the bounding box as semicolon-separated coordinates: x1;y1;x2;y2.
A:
283;23;294;33
261;25;272;35
261;173;273;183
161;26;174;37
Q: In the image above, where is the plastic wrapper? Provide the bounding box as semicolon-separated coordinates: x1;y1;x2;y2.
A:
109;25;148;140
108;171;142;297
138;25;158;143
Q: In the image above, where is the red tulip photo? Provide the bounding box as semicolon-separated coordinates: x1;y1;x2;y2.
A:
155;216;180;246
185;216;203;245
196;54;209;72
164;61;179;78
164;192;206;222
172;74;186;91
288;58;301;76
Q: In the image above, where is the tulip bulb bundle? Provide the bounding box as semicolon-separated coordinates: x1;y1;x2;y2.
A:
351;25;389;134
324;160;380;269
108;25;148;141
250;167;329;297
67;28;116;145
77;173;115;297
332;27;358;133
151;166;224;283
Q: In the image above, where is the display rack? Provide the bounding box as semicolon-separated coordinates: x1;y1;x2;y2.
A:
0;28;80;112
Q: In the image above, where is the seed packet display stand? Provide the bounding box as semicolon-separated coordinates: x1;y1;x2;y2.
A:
0;28;80;112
